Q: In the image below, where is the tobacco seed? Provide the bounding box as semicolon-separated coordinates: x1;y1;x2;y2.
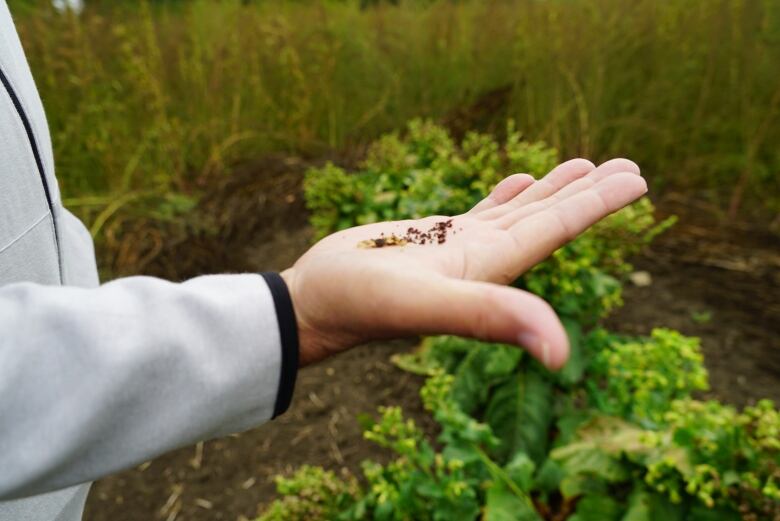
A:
357;219;457;248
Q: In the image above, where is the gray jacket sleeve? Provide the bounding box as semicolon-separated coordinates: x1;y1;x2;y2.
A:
0;273;298;500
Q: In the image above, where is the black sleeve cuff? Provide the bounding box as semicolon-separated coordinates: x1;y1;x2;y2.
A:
260;272;299;418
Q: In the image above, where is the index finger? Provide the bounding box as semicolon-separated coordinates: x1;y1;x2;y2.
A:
507;172;648;273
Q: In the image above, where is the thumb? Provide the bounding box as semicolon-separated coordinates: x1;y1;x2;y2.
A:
399;277;570;370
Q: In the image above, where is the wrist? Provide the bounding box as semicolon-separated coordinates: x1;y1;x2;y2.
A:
279;268;295;296
279;268;319;367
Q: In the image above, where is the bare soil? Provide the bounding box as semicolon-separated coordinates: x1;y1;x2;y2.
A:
83;168;779;521
606;195;780;407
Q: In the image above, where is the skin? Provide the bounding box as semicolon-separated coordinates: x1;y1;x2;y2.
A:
281;158;646;370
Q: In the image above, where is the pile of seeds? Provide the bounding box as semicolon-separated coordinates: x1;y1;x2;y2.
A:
358;219;457;248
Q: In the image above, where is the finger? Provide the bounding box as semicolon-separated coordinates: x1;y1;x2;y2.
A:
495;166;643;229
589;157;640;177
476;158;595;220
397;277;569;370
468;174;536;214
507;172;648;273
481;157;639;222
546;157;640;201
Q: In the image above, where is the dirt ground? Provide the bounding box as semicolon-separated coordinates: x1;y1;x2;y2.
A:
606;196;780;408
83;169;779;521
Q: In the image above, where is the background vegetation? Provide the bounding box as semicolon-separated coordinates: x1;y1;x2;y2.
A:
9;0;780;251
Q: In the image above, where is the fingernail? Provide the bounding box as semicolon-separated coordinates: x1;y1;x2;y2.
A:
518;333;551;368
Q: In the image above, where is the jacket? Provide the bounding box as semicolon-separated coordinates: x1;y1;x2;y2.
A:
0;2;298;519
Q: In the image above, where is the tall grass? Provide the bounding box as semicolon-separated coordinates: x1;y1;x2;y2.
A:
11;0;780;238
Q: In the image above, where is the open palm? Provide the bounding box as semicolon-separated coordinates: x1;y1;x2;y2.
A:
282;158;647;368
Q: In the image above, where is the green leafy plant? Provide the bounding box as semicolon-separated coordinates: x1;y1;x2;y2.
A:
586;328;710;424
259;466;360;521
261;334;778;520
260;371;542;521
260;121;778;520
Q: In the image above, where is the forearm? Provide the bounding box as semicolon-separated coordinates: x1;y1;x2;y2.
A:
0;273;297;500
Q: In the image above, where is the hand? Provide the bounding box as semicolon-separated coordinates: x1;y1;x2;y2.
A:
281;158;647;369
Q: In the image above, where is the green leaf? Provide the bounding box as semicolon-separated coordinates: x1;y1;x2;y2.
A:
442;441;483;466
374;500;395;521
485;369;554;464
621;488;684;521
451;344;522;414
686;504;741;521
391;350;440;376
722;470;741;487
554;445;629;485
556;317;586;386
483;346;524;375
555;410;592;446
560;474;609;499
552;416;649;458
504;452;536;492
340;498;367;521
393;336;496;377
431;494;480;521
415;479;444;499
534;459;565;493
484;480;542;521
551;417;647;487
568;494;623;521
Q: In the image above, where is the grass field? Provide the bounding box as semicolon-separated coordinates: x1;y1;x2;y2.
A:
11;0;780;238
